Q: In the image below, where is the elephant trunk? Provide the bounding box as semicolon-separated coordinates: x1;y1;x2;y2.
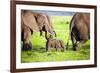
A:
53;31;57;37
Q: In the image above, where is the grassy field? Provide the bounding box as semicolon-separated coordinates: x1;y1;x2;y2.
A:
21;16;90;63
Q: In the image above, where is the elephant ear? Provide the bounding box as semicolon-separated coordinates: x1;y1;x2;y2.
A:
22;11;39;32
36;13;47;30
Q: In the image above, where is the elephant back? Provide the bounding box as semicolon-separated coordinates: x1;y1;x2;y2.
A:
21;11;39;32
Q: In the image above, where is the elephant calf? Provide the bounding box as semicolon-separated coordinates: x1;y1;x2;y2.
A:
46;37;66;52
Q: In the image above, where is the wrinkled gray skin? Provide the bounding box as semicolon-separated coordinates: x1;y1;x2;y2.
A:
67;13;90;51
21;10;56;50
46;35;66;52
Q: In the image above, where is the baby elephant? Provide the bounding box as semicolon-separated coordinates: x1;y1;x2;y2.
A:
46;37;66;52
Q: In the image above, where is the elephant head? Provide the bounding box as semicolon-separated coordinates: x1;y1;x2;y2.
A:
21;10;56;50
22;10;56;38
33;12;56;39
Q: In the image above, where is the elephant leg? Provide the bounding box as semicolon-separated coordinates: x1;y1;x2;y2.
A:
47;46;51;52
45;31;48;40
46;41;49;52
71;32;78;51
23;41;32;51
56;41;61;51
40;30;43;36
22;27;32;51
46;40;51;52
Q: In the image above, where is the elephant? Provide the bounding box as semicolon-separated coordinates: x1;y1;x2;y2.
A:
46;35;66;52
21;10;56;50
66;13;90;51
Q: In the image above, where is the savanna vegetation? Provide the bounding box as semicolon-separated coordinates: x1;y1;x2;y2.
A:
21;16;90;63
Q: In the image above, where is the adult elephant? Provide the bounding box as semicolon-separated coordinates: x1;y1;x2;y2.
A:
21;10;56;50
67;12;90;51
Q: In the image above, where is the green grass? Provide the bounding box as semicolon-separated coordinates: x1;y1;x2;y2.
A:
21;16;90;63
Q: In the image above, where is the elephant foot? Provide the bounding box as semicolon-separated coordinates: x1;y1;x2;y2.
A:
73;44;77;51
73;44;80;51
22;42;32;51
73;47;79;51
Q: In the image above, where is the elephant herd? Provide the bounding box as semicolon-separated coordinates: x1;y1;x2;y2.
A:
21;10;90;51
